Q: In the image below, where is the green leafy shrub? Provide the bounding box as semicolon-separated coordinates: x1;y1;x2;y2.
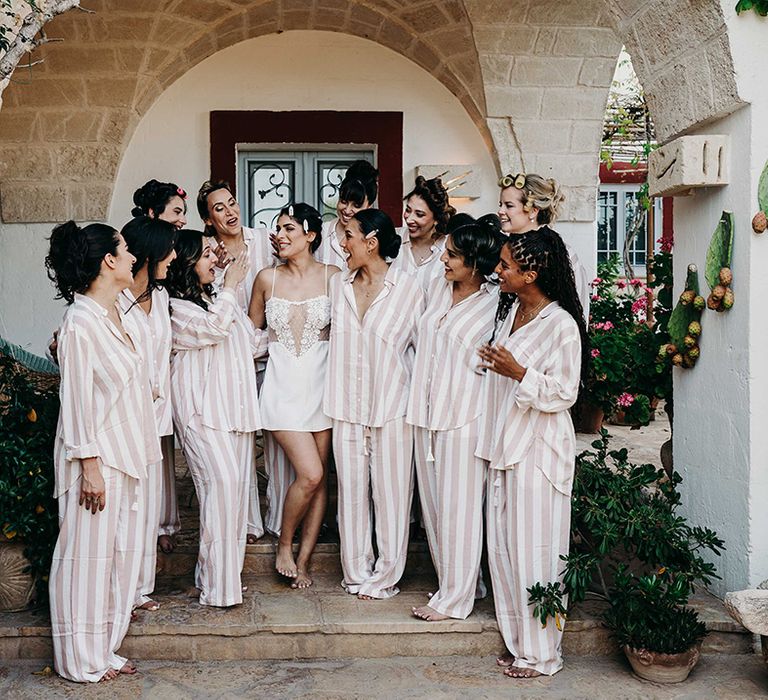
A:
528;430;724;653
0;352;59;606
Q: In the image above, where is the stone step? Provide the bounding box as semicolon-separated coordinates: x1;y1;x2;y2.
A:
0;573;752;663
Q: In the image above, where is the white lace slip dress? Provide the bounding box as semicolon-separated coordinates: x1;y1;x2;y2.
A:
259;265;332;431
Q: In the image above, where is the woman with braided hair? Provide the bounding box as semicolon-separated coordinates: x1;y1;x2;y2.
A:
476;228;589;679
497;172;590;318
391;175;456;291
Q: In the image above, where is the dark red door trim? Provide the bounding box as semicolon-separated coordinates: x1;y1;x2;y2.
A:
210;110;404;223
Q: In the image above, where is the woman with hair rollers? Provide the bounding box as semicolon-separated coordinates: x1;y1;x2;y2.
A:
497;172;590;317
249;203;340;588
476;229;589;678
407;213;502;622
315;160;379;269
391;175;456;291
46;221;160;682
325;209;423;600
118;216;177;611
132;178;188;230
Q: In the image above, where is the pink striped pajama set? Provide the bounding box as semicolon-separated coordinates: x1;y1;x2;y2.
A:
407;278;498;619
170;288;267;606
389;231;446;292
49;294;160;682
119;287;173;608
477;301;580;676
325;267;424;599
211;226;290;539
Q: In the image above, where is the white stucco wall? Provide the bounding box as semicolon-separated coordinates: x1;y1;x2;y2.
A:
672;3;768;594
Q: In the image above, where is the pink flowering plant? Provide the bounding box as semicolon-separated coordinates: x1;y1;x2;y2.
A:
585;254;672;426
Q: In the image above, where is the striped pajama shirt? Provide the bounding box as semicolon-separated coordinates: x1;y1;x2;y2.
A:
170;288;267;607
325;266;424;599
388;231;446;292
212;225;275;539
476;301;580;675
407;278;498;619
49;294;160;682
119;287;174;607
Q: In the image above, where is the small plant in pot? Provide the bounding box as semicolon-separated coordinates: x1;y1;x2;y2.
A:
528;430;724;683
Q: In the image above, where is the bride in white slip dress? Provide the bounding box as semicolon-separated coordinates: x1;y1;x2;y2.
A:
249;204;340;588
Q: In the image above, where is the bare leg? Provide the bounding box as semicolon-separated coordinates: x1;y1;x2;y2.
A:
272;431;324;579
291;430;330;589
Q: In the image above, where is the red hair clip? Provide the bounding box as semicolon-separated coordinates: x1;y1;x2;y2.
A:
177;187;187;199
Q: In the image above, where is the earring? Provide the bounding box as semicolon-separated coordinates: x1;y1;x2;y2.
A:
529;216;535;222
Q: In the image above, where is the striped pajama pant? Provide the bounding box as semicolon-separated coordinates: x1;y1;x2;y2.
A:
157;434;180;537
49;466;144;683
262;430;296;537
183;419;252;607
486;462;571;676
414;421;485;619
134;459;162;607
333;417;413;599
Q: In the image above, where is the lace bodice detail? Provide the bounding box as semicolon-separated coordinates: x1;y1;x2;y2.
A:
265;295;331;357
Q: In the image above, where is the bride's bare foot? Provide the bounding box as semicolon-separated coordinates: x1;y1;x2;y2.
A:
135;599;160;611
496;652;515;667
291;569;313;589
411;604;449;621
357;593;377;600
119;661;138;675
99;669;119;682
503;665;542;679
157;535;174;554
275;541;298;578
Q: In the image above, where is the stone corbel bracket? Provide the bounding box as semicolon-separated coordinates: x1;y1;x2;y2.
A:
649;135;730;198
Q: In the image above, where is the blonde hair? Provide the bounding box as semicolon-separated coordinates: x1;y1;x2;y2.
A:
500;173;565;226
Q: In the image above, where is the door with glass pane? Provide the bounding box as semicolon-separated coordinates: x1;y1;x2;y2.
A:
237;149;375;230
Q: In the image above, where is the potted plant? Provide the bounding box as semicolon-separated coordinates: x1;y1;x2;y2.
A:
0;348;60;611
528;430;724;683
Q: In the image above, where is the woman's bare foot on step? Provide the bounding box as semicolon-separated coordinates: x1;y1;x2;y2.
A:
291;569;313;589
503;665;542;679
135;599;160;611
411;604;449;621
496;652;515;667
99;669;119;682
275;541;298;578
119;661;138;675
247;534;259;544
157;535;175;554
357;593;377;600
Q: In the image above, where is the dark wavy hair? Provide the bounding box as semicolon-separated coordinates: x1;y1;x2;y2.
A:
404;175;456;236
132;179;187;219
45;221;120;304
446;213;503;277
278;203;323;254
121;216;177;305
493;226;589;388
354;208;401;260
339;160;379;207
164;229;214;310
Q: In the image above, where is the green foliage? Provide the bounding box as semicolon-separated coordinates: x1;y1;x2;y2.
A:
759;160;768;214
0;353;60;606
704;212;734;292
736;0;768;16
527;430;724;654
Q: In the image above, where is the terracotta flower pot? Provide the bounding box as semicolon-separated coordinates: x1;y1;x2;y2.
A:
0;541;35;612
623;643;701;683
572;402;604;433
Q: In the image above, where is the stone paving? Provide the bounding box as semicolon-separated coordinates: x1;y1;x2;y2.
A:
1;655;766;699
